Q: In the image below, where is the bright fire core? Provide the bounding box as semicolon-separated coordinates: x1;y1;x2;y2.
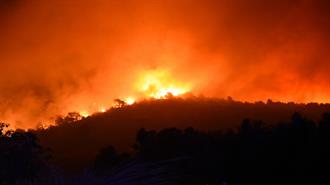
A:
137;69;190;99
78;69;190;118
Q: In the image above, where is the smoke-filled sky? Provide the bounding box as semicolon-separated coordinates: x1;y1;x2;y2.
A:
1;0;330;128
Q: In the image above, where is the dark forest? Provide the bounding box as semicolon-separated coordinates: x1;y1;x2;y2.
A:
1;98;330;185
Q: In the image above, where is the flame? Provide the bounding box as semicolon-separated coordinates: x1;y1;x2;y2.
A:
71;69;190;120
79;111;89;118
125;97;135;105
99;107;107;113
137;69;190;99
152;87;187;99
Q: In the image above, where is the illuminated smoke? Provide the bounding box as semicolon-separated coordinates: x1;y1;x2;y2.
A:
0;0;330;128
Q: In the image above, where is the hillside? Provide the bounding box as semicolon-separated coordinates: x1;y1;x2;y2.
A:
34;97;330;170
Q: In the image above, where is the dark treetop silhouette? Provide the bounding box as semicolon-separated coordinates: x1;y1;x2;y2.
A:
2;98;330;184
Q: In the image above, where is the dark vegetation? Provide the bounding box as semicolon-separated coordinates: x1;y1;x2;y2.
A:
35;98;330;170
0;123;49;185
1;98;330;184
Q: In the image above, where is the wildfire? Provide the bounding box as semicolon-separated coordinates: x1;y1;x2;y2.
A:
137;69;190;99
79;111;90;118
74;69;190;119
125;97;136;105
99;107;107;113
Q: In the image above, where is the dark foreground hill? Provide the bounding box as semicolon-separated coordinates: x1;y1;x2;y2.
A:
33;97;330;171
2;97;330;184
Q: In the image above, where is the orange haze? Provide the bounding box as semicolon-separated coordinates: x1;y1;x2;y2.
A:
0;0;330;128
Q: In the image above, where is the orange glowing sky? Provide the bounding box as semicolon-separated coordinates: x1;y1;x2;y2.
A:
0;0;330;128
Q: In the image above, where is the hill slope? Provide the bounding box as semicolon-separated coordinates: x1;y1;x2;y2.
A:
34;97;330;170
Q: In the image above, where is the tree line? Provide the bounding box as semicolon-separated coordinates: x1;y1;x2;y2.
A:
1;112;330;184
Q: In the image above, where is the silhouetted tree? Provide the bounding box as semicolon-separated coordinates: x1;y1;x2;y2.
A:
114;98;127;108
0;123;49;184
55;112;83;125
28;99;330;184
130;113;330;185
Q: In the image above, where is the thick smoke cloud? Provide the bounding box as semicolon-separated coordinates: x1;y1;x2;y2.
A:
0;0;330;128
